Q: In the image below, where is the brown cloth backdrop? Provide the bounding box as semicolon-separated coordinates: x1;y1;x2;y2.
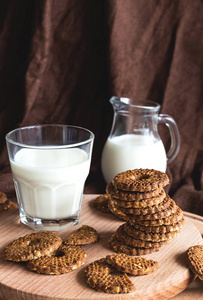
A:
0;0;202;215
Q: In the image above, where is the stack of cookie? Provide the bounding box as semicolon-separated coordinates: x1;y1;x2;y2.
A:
105;169;184;255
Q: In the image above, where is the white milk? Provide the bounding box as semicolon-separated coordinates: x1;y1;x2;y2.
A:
10;148;90;219
101;134;167;183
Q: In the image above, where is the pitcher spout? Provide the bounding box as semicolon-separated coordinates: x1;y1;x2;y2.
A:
110;96;161;113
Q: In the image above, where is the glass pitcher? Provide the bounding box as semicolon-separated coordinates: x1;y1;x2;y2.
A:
101;97;180;184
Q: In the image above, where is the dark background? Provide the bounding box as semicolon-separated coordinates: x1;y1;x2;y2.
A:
0;0;202;215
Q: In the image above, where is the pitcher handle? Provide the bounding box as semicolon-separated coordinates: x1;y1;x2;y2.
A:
158;114;180;164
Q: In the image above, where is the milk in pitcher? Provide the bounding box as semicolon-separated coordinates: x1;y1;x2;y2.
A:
101;134;167;184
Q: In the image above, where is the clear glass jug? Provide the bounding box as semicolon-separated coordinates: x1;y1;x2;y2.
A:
101;97;180;184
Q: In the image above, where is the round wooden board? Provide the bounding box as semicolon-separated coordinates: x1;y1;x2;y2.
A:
0;194;202;300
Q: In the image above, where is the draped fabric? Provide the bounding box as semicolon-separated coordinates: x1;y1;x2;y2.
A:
0;0;202;215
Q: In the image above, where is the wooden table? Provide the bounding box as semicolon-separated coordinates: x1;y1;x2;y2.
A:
0;195;203;300
171;211;203;300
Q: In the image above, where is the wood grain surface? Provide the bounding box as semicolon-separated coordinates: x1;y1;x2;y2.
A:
0;194;203;300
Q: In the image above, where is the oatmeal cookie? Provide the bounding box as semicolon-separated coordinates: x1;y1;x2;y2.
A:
94;194;110;213
113;169;169;192
85;258;136;294
107;181;164;202
27;244;87;275
132;206;184;226
85;257;113;278
3;231;62;262
106;253;159;275
128;218;185;234
108;195;177;221
186;245;203;280
112;188;166;208
124;222;181;242
108;233;160;256
0;192;17;212
64;225;98;245
115;224;169;248
112;194;171;215
108;198;130;220
128;197;177;220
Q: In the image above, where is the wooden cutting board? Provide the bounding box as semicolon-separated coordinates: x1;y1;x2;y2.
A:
0;194;203;300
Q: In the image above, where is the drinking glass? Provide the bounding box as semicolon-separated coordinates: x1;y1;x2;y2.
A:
6;125;94;231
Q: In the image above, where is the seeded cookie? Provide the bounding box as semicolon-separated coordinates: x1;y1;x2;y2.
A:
27;244;87;275
127;197;177;220
86;272;136;294
107;181;164;202
106;253;159;275
3;231;62;262
112;194;171;215
108;233;160;255
186;245;203;280
85;258;136;294
108;195;177;221
108;197;130;220
94;194;110;213
64;225;98;245
0;192;17;212
113;169;169;192
85;257;113;278
132;206;184;226
115;224;169;249
128;218;185;234
124;222;181;242
113;188;166;209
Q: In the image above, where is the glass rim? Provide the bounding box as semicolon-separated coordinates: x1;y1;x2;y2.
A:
5;124;95;149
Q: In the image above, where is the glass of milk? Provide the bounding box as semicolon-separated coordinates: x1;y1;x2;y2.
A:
101;97;180;183
6;125;94;231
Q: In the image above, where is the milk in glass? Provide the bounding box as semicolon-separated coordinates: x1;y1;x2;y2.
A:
10;148;90;219
101;134;167;184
